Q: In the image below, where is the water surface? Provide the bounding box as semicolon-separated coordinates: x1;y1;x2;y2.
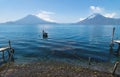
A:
0;24;120;64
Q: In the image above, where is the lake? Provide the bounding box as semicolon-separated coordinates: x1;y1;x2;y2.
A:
0;24;120;64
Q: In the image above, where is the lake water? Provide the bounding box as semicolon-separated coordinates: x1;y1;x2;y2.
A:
0;24;120;64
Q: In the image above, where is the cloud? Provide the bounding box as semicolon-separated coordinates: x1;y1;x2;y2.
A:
79;18;85;21
36;11;56;22
90;6;117;18
104;13;116;18
90;6;104;13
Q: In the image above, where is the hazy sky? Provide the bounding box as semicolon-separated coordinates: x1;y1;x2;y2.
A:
0;0;120;23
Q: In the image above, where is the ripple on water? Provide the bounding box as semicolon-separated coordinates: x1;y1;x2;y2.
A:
0;24;119;65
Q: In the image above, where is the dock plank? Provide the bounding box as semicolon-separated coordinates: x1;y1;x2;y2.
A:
114;40;120;44
0;47;10;52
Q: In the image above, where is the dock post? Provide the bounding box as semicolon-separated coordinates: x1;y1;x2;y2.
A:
8;40;14;61
109;45;113;61
110;27;115;55
109;45;113;54
88;57;91;65
2;51;5;61
112;61;119;75
111;27;115;45
8;40;11;59
9;40;11;49
7;50;10;59
116;43;120;56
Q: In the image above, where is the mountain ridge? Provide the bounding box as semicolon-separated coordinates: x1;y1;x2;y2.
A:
2;13;120;25
3;14;57;25
76;13;120;25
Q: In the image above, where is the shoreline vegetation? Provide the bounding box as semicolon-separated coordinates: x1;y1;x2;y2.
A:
0;60;119;77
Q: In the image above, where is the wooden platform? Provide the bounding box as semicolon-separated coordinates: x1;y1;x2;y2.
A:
113;40;120;56
0;47;10;52
114;40;120;44
0;40;15;62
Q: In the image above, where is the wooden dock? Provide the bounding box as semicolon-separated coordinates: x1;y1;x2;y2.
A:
113;40;120;56
0;47;10;52
114;40;120;43
110;27;120;56
0;40;14;62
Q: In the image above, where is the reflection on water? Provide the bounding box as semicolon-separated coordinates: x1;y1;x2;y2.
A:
0;24;120;64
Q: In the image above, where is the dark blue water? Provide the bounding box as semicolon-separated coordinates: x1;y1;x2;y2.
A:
0;24;120;64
